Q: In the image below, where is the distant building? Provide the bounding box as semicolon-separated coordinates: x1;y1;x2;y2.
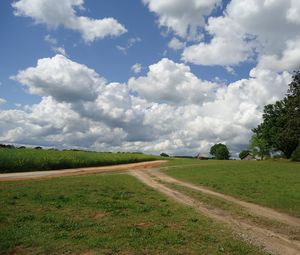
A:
196;154;210;160
240;152;254;160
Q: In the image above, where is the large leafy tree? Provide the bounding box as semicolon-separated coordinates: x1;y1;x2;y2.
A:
210;144;230;160
248;134;270;160
253;71;300;158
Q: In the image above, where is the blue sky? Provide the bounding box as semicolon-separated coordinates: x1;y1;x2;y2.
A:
0;0;299;155
0;0;251;108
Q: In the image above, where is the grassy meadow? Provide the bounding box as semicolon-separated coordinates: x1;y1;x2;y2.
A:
0;173;266;255
164;159;300;217
0;148;161;173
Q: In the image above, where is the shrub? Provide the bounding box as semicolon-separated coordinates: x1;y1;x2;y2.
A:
291;144;300;162
160;153;169;157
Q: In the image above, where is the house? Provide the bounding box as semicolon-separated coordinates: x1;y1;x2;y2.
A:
196;154;210;160
240;152;254;160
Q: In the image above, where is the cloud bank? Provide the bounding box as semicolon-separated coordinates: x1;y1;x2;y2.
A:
2;55;291;156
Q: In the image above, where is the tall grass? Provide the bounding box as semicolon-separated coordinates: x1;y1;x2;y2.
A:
0;148;161;173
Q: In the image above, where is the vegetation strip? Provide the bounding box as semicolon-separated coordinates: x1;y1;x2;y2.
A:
130;170;300;255
0;147;162;173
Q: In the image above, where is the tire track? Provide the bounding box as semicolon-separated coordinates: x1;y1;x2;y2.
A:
149;170;300;228
130;170;300;255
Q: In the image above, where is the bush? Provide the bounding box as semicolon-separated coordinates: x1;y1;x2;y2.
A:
291;144;300;162
160;153;169;157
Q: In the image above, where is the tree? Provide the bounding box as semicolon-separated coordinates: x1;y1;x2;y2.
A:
252;71;300;158
160;152;169;157
291;144;300;162
239;150;251;160
210;144;230;160
248;134;270;160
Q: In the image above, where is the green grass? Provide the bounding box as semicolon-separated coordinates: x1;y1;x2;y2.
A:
164;159;300;217
0;174;267;255
0;148;161;173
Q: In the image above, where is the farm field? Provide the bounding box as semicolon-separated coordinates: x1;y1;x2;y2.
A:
164;159;300;217
0;173;266;255
0;148;161;173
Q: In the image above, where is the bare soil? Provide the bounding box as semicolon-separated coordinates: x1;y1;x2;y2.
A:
0;160;167;181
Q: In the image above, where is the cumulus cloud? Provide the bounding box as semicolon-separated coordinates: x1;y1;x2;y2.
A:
182;16;254;66
182;0;300;70
2;54;292;156
11;55;105;102
128;58;218;105
12;0;127;43
257;37;300;72
143;0;221;40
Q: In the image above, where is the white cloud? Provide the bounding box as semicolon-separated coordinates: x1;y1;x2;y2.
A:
0;98;6;105
44;34;68;56
117;37;141;54
257;37;300;72
168;37;185;50
182;16;254;66
11;55;105;102
131;63;142;74
44;34;57;45
128;58;218;105
182;0;300;70
287;0;300;24
225;66;236;75
52;47;68;56
2;55;292;156
143;0;221;40
12;0;127;43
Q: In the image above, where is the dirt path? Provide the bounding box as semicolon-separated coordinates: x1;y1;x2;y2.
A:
130;170;300;255
149;170;300;228
0;160;167;181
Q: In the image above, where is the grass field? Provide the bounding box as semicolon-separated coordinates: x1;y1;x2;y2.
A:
164;159;300;217
0;148;161;173
0;173;266;255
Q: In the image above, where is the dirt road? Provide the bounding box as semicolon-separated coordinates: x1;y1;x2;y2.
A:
0;160;167;181
149;170;300;228
130;170;300;255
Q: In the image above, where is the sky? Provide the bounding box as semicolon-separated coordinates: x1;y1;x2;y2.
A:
0;0;299;156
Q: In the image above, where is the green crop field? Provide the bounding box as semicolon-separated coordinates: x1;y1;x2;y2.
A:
164;159;300;217
0;174;266;255
0;148;161;173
